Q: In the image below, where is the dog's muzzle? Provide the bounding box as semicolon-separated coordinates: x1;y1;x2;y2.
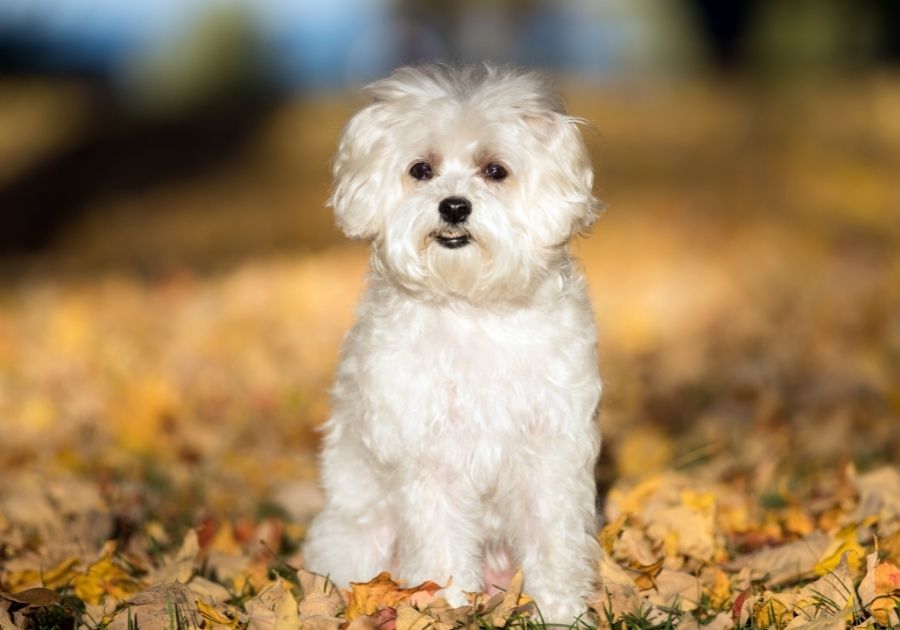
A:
435;232;471;249
435;196;472;248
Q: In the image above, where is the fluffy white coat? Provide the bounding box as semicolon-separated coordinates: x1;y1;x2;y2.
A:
303;64;602;623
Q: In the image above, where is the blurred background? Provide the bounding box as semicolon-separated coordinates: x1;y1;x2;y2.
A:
0;0;898;527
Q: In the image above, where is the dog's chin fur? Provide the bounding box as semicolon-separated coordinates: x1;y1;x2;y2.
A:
303;64;604;623
373;208;556;304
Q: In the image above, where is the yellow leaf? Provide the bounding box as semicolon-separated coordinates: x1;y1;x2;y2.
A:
616;428;672;479
752;593;793;628
606;476;662;521
681;489;716;514
274;588;300;630
598;514;627;554
814;526;865;575
705;568;731;610
1;556;80;592
196;599;239;628
210;522;242;556
72;548;141;605
782;505;815;537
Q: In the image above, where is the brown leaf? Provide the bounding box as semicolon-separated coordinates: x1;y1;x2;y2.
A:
422;599;470;628
344;573;443;621
851;466;900;531
297;570;344;618
726;531;829;585
148;529;200;585
589;550;642;621
295;614;344;630
0;588;59;609
107;583;200;630
613;527;660;569
395;603;453;630
796;553;856;621
647;569;702;612
487;568;531;627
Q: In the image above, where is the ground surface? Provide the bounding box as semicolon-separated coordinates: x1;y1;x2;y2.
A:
0;77;899;629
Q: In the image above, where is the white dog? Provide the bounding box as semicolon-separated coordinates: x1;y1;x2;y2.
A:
303;64;602;623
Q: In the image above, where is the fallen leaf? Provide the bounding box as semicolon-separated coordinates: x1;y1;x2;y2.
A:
295;614;344;630
647;569;702;612
149;529;200;585
589;550;642;621
613;527;660;569
752;592;796;628
422;599;470;628
487;568;530;627
370;607;398;630
617;427;673;479
107;582;200;630
783;613;849;629
645;504;717;562
245;580;284;630
701;567;731;609
599;514;627;554
0;588;59;609
196;599;239;628
796;553;857;622
852;466;900;534
274;588;299;630
297;570;344;617
858;551;900;626
727;530;829;585
72;546;142;605
344;573;443;621
188;576;233;605
814;525;865;575
395;603;452;630
0;556;80;592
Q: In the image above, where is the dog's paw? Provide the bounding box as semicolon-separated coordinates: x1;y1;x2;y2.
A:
439;585;470;609
536;597;591;626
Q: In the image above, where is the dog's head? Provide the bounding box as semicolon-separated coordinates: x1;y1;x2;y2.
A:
330;64;598;302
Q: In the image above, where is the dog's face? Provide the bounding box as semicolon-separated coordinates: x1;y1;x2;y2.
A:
330;65;597;301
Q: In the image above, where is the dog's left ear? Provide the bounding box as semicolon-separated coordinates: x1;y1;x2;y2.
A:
528;112;600;237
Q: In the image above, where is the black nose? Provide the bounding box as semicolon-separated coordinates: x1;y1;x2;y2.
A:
438;196;471;224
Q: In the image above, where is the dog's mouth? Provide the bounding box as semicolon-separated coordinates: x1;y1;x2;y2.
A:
432;229;472;249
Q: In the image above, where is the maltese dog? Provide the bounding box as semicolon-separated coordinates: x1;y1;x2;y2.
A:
303;64;602;623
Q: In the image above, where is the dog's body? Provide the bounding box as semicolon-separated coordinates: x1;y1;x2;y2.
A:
304;64;602;622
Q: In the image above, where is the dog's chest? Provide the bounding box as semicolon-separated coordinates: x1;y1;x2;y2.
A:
364;303;582;435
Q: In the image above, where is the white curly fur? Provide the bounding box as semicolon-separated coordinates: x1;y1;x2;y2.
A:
303;64;603;623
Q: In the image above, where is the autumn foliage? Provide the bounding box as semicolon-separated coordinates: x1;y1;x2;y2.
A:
1;79;899;628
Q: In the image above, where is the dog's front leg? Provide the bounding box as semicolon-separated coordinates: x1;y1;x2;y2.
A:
508;446;600;624
393;467;483;606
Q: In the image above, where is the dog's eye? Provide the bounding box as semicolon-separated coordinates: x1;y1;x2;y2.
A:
483;162;508;181
409;161;433;181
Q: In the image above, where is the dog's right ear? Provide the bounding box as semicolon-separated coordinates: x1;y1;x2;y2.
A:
328;103;395;240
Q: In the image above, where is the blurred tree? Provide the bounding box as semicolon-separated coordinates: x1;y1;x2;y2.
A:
0;5;279;255
686;0;761;69
746;0;880;79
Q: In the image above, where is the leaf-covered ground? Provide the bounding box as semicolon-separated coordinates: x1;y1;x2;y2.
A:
0;78;899;629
